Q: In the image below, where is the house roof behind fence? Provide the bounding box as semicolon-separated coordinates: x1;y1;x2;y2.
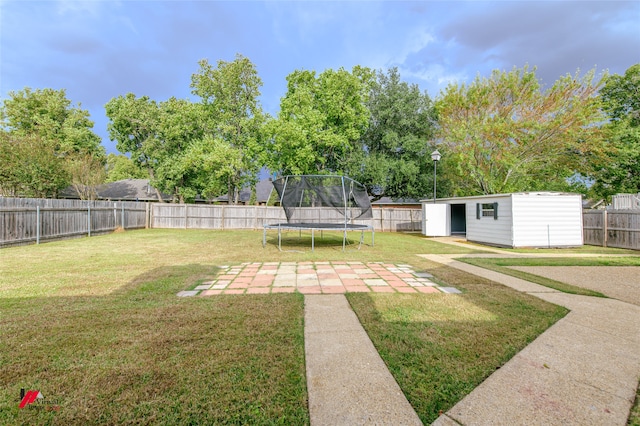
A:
59;179;170;201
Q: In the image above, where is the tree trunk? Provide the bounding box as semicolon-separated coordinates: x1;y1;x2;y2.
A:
148;168;165;202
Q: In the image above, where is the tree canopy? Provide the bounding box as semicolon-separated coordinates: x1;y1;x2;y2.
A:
0;88;104;197
435;66;606;196
6;58;634;204
105;154;147;183
346;67;438;200
190;54;267;203
590;64;640;198
267;66;374;175
106;55;266;203
1;87;103;156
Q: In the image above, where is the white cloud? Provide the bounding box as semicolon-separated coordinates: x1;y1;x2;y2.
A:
56;0;104;17
389;27;435;67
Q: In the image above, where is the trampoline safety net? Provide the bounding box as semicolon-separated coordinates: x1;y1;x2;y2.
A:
272;175;373;223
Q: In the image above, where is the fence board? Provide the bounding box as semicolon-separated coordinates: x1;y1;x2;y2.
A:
1;197;147;247
5;196;638;250
583;210;640;250
149;204;422;233
611;193;640;210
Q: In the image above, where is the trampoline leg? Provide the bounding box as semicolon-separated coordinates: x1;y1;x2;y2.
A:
343;230;347;251
278;227;282;251
372;230;375;246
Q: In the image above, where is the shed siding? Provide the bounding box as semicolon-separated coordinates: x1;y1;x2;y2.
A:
465;195;513;247
511;194;583;247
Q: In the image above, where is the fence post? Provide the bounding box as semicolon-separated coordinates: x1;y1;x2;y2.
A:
114;203;117;228
254;206;258;230
36;206;40;244
88;204;91;237
603;210;608;248
145;202;150;229
121;203;125;230
184;204;188;229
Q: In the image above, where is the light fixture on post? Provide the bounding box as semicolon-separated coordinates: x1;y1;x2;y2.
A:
431;149;441;203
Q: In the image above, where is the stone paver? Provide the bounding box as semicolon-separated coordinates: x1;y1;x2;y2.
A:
177;262;460;296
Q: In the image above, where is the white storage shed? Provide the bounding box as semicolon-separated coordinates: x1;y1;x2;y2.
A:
421;192;583;248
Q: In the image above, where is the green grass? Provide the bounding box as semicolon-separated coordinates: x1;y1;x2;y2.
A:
0;229;478;299
508;246;639;255
347;263;568;424
0;229;580;424
0;267;308;425
451;239;640;255
630;388;640;426
0;230;478;424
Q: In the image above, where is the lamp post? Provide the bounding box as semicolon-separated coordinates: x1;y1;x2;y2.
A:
431;149;441;203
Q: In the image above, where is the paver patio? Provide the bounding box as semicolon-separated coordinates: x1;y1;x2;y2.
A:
176;262;460;296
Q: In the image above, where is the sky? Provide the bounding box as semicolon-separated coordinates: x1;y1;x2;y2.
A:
1;0;639;155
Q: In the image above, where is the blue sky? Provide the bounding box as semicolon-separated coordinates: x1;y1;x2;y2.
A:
2;0;639;155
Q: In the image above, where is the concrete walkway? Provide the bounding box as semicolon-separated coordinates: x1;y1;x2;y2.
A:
423;253;640;426
183;238;640;424
305;295;422;425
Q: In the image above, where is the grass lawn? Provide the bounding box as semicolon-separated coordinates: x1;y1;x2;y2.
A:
347;267;567;424
632;389;640;426
3;229;631;424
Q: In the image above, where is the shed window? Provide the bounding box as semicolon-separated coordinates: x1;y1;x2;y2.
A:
476;202;498;220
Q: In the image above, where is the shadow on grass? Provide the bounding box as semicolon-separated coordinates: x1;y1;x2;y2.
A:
347;262;568;424
0;264;308;425
264;231;369;252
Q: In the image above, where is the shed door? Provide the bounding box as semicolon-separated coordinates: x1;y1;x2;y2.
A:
450;204;466;234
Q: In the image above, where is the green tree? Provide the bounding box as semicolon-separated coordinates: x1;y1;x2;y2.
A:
590;64;640;199
267;66;374;176
0;132;69;197
178;135;243;200
347;67;439;200
66;152;106;200
105;94;166;200
436;66;606;195
153;97;206;203
0;87;104;197
106;94;207;203
1;87;103;155
191;54;266;204
105;154;147;182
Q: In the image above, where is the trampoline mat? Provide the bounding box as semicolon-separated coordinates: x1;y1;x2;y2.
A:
264;223;372;230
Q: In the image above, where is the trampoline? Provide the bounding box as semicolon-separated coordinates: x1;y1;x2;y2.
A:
262;175;374;251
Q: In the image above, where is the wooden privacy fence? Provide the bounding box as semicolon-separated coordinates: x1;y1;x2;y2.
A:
150;204;423;233
611;193;640;210
1;198;422;247
1;197;148;247
6;197;638;250
583;210;640;249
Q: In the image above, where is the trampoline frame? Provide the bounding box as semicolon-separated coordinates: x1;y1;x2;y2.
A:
262;222;375;252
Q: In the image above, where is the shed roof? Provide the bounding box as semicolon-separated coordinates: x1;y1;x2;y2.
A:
420;191;581;203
